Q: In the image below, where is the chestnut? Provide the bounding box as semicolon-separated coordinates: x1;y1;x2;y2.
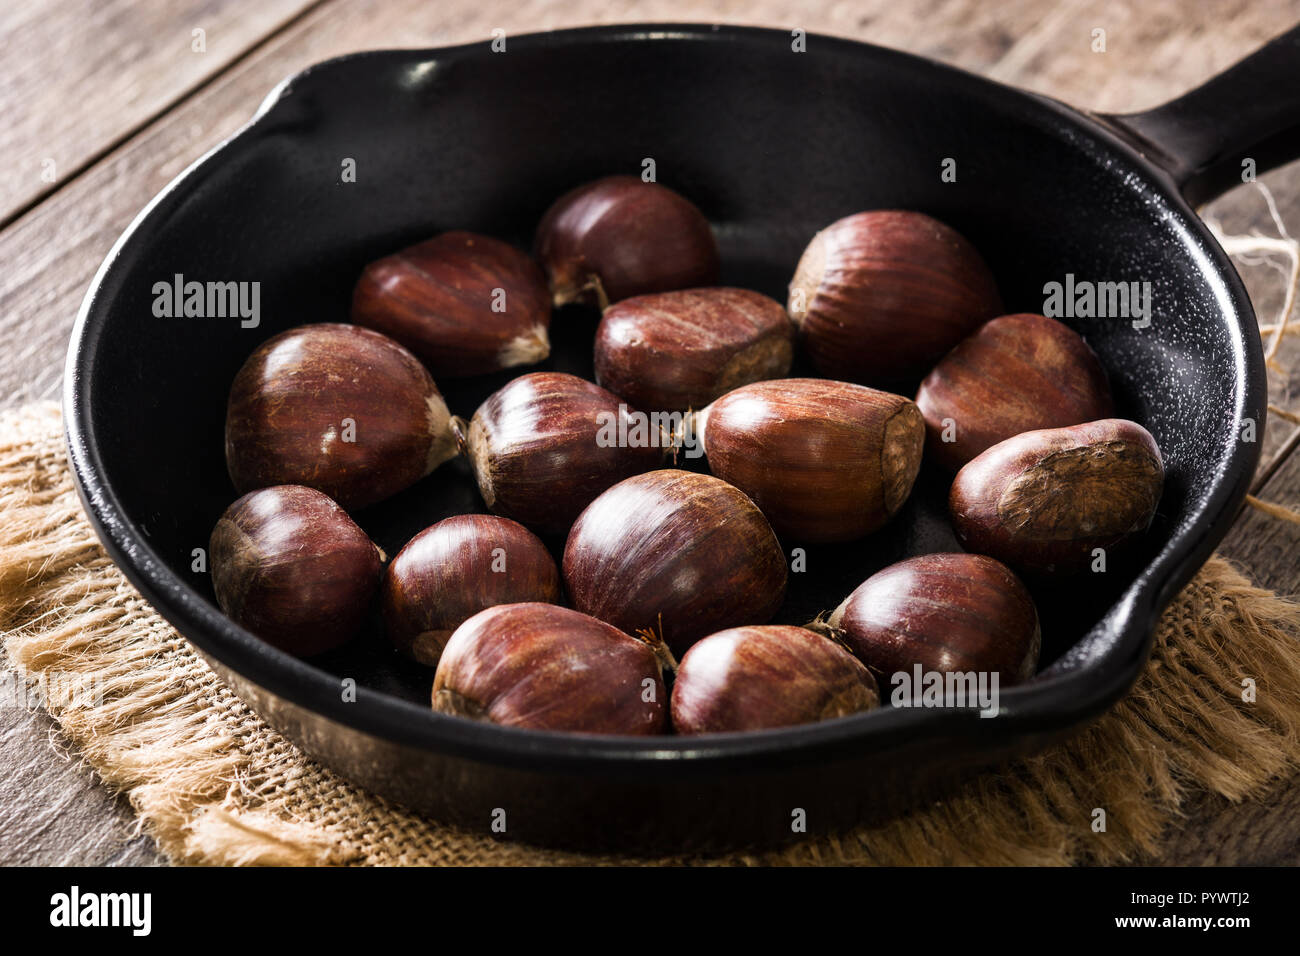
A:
563;470;787;656
382;514;561;666
225;323;460;510
916;313;1114;471
826;553;1040;687
432;603;669;735
949;418;1164;576
534;175;719;308
671;625;879;735
209;485;382;656
465;372;665;534
350;230;552;378
787;210;1002;384
594;287;794;412
694;378;925;542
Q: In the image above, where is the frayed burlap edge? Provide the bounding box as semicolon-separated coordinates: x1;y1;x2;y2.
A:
2;401;1299;865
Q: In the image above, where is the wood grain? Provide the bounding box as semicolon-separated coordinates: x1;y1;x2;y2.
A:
1203;161;1300;468
983;0;1298;113
6;0;1300;406
2;0;1299;866
1221;454;1300;594
0;695;161;866
0;0;323;227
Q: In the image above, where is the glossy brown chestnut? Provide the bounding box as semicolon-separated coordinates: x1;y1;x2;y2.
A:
225;323;460;510
382;514;561;666
827;553;1040;688
465;371;666;534
671;625;879;735
949;418;1165;576
432;603;669;735
916;313;1114;471
594;287;794;412
694;378;925;542
209;485;382;656
787;210;1002;384
534;175;719;308
563;470;788;656
350;231;552;378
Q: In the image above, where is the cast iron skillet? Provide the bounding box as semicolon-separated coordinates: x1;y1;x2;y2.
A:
65;24;1299;850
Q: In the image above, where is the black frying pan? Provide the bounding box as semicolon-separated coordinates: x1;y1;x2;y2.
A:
64;24;1297;851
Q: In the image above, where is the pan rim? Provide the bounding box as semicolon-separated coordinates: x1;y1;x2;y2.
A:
62;22;1265;773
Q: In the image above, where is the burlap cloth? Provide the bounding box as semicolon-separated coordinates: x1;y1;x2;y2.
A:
2;401;1299;865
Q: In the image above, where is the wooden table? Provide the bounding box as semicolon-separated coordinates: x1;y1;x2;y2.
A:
2;0;1298;866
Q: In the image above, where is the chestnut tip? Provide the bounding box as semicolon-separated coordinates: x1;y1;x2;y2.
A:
432;687;487;721
449;415;470;459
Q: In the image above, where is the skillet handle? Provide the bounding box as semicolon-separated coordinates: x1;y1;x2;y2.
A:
1101;24;1300;206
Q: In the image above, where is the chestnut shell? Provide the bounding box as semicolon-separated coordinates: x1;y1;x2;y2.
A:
432;603;668;735
224;323;458;510
698;378;925;542
949;418;1165;576
209;485;382;656
830;553;1040;685
916;313;1114;471
788;210;1002;385
671;625;880;734
534;175;720;307
594;287;794;412
563;470;788;656
466;371;665;534
350;230;552;378
382;514;561;666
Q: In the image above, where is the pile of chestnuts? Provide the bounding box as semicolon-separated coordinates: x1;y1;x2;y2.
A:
211;174;1165;738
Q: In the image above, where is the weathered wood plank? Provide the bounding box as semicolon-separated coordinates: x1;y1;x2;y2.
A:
984;0;1298;113
0;0;323;226
1220;452;1300;595
5;0;1298;407
1203;161;1300;470
0;686;161;866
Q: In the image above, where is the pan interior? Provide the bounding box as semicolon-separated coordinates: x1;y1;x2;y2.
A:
74;30;1252;747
